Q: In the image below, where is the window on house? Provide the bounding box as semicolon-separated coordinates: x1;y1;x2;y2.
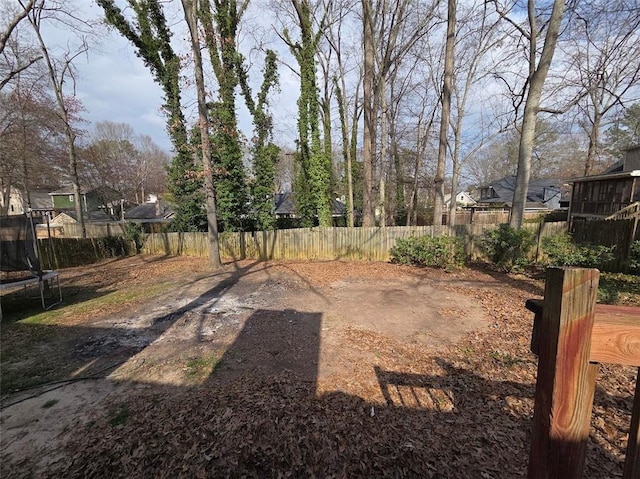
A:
481;188;494;199
68;195;74;202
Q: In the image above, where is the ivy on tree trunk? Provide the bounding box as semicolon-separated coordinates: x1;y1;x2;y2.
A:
238;49;280;231
284;0;333;227
198;0;248;232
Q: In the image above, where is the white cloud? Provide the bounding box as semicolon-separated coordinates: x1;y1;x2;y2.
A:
76;32;172;151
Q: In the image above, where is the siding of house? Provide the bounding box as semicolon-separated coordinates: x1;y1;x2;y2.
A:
570;177;639;218
52;194;77;209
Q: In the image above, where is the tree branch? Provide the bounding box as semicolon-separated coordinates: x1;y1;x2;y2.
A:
1;0;35;55
0;54;42;91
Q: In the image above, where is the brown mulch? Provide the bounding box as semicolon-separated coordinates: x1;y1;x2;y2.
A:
9;260;639;478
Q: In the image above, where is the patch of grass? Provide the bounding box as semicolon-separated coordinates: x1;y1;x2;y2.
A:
185;354;219;380
18;283;169;326
42;399;59;409
490;350;523;368
598;273;640;306
109;403;130;427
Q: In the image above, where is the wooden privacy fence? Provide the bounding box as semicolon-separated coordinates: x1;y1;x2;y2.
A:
37;237;133;269
525;267;640;478
442;210;550;226
36;222;126;239
142;222;568;262
571;218;639;271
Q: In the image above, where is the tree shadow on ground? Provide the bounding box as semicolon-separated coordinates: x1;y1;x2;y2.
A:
38;305;630;479
0;260;269;396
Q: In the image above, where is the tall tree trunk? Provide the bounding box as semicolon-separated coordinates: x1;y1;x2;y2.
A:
391;118;402;226
198;0;248;231
350;102;360;223
362;0;376;227
407;138;422;226
321;78;334;226
584;112;601;176
181;0;222;268
449;162;460;226
335;77;355;227
433;0;456;226
379;76;387;227
449;85;464;227
510;0;565;228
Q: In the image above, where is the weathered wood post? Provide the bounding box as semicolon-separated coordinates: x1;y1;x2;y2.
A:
624;368;640;478
528;267;600;479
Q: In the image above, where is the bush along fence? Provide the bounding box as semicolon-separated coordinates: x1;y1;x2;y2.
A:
142;222;568;263
37;237;134;269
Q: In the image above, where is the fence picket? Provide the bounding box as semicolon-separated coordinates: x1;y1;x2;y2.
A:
140;222;569;262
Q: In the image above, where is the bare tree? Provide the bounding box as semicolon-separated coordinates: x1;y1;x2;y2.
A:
323;0;359;226
566;0;640;174
82;122;168;205
0;1;42;91
361;0;438;226
447;1;504;226
135;135;169;202
0;47;65;215
24;0;90;236
181;0;222;268
361;0;375;226
404;92;438;226
490;0;567;228
432;0;456;225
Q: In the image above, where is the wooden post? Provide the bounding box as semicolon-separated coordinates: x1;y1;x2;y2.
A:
528;267;600;479
624;368;640;479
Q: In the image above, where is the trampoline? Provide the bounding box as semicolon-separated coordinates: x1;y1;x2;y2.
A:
0;214;63;313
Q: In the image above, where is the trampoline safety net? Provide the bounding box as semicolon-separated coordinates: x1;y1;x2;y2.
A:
0;215;41;274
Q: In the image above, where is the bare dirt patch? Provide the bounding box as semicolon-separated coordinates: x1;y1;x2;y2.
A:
0;256;636;478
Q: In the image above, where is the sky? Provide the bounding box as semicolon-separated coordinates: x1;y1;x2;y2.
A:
59;0;301;155
76;32;172;150
14;0;640;171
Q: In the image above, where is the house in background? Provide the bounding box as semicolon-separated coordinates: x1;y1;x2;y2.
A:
1;187;55;218
444;191;476;209
50;210;113;225
569;145;640;221
49;186;123;218
124;198;174;231
474;176;564;212
274;192;347;219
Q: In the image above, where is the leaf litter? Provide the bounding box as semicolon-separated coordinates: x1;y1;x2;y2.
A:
0;257;636;478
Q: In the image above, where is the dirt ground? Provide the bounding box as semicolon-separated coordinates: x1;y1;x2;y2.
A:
0;256;637;478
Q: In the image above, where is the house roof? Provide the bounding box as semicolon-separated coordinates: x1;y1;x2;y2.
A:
51;210;114;224
444;192;476;205
29;191;53;210
478;176;563;206
274;193;296;215
591;146;640;176
50;185;90;195
570;170;640;183
50;185;122;198
124;201;174;221
274;192;346;216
